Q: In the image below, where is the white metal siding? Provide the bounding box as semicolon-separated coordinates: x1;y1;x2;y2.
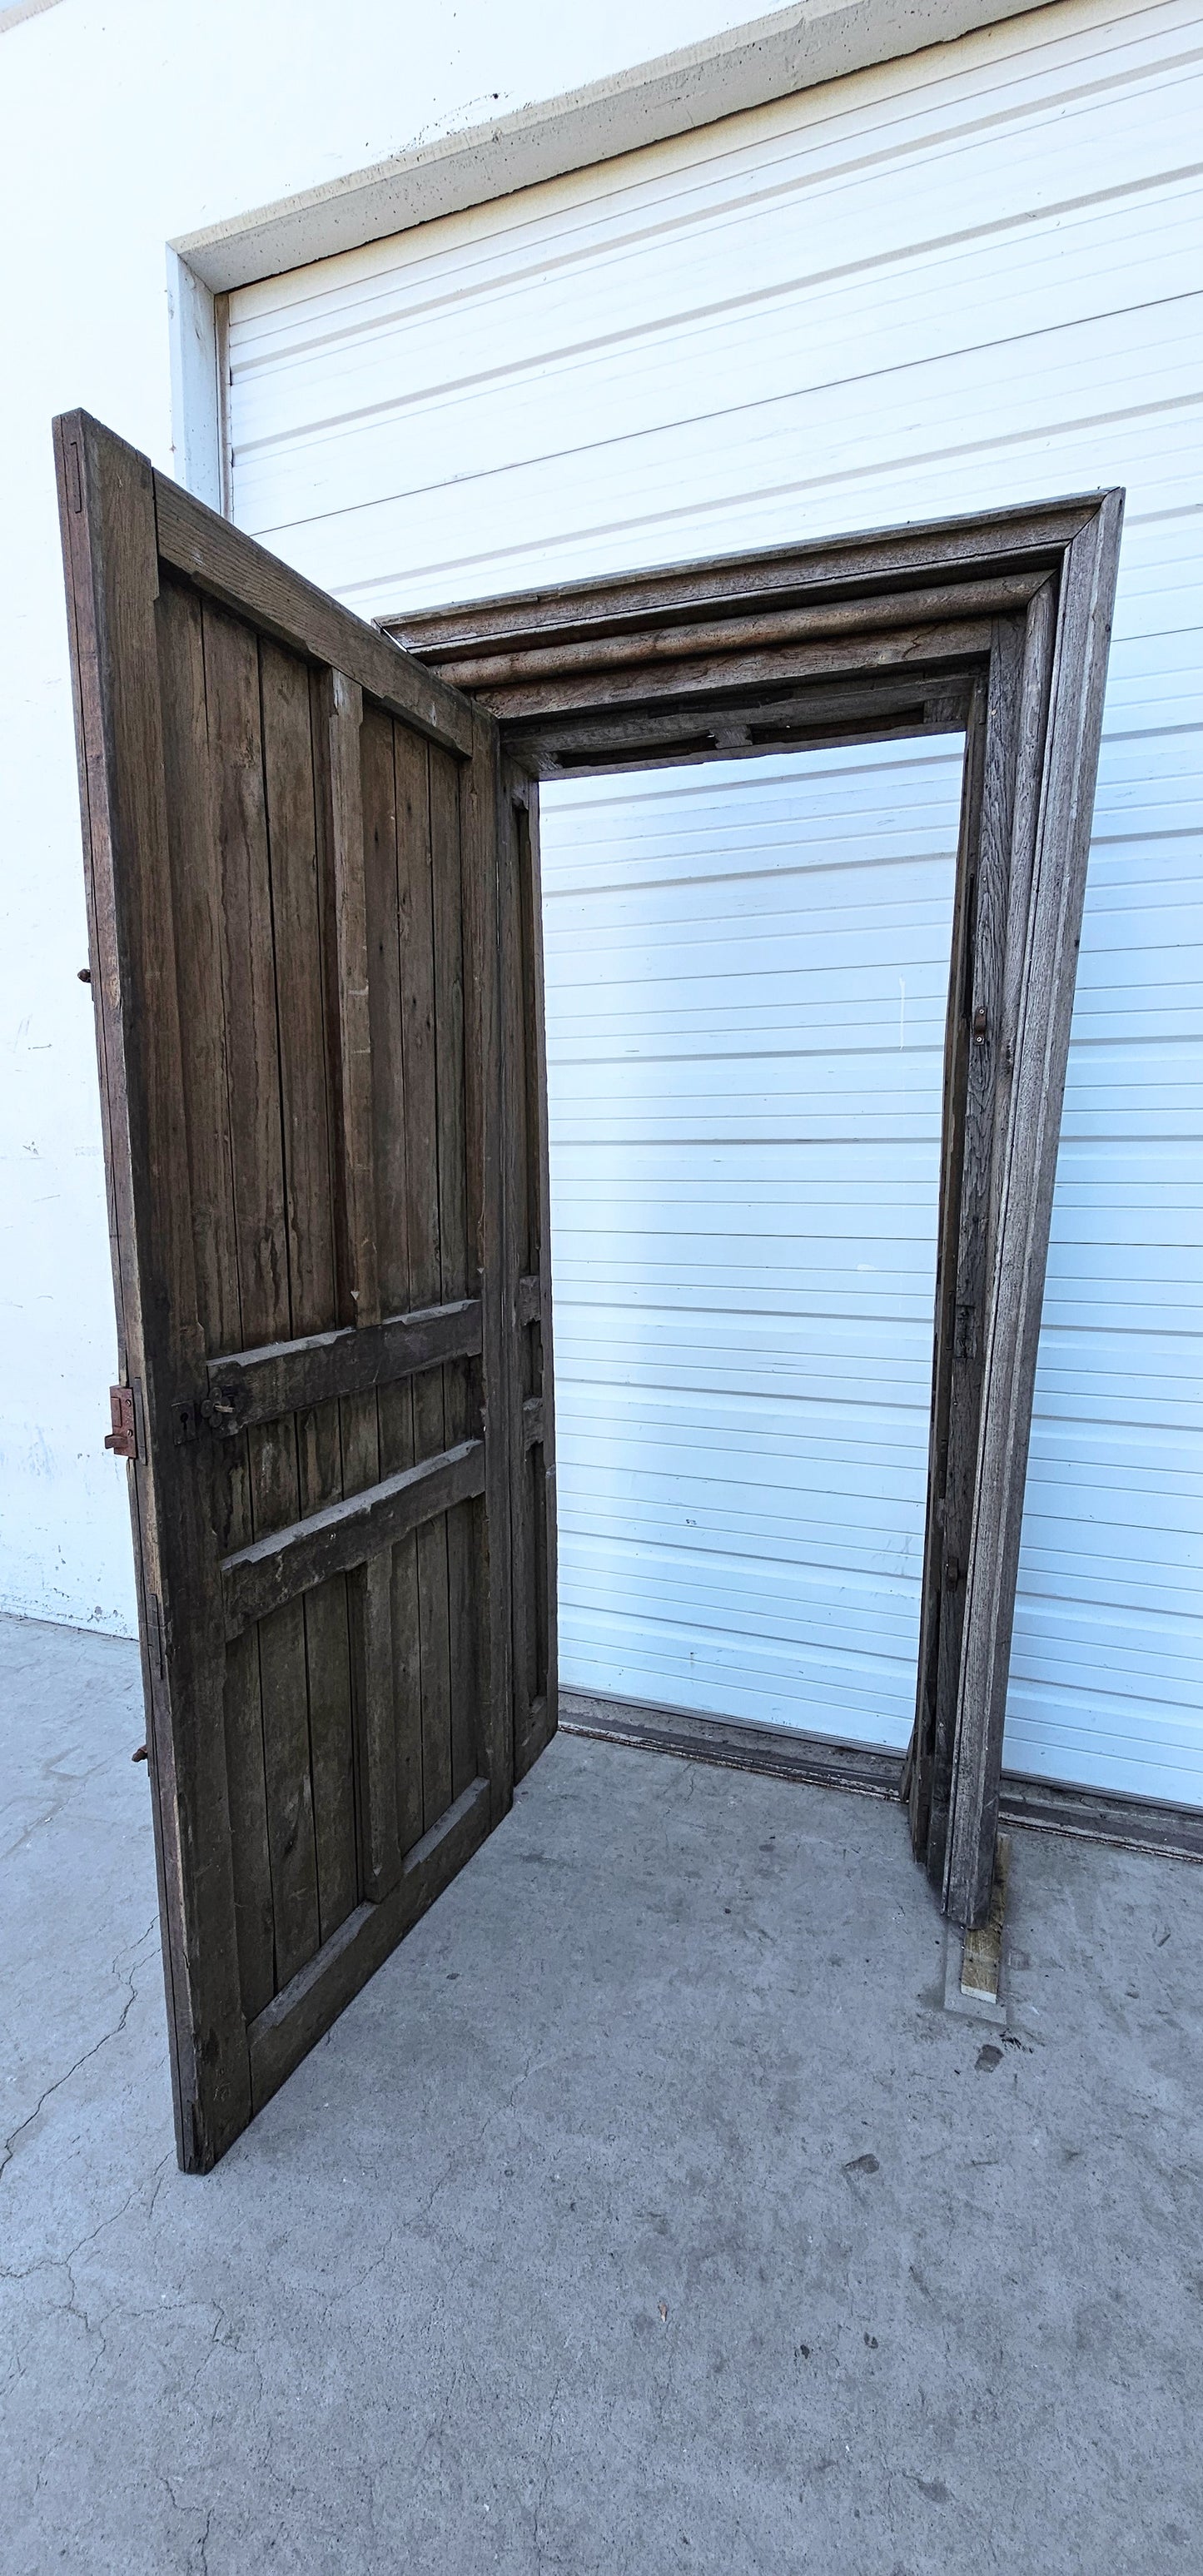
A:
541;744;962;1743
227;0;1203;1803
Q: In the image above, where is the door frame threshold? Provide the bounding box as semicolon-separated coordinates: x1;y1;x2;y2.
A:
558;1691;1203;1867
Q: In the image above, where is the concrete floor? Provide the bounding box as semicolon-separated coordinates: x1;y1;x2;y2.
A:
2;1616;1201;2575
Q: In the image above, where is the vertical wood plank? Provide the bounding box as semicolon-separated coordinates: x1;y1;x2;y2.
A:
396;723;455;1833
352;1550;400;1897
464;709;514;1824
157;578;275;2022
325;669;379;1331
360;702;423;1862
430;740;480;1799
261;639;358;1945
205;599;320;1991
320;671;399;1898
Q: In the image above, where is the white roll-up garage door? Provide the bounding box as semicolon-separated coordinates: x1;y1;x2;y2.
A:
540;742;962;1748
226;0;1203;1805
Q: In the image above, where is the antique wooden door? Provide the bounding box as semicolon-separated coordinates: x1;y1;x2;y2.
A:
55;412;554;2171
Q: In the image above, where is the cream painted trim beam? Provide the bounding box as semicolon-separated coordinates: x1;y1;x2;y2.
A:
174;0;1062;293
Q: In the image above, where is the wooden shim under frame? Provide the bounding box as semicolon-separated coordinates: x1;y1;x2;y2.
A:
395;491;1125;1931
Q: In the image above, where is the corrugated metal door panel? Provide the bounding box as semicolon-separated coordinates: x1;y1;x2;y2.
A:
541;743;961;1746
227;0;1203;1803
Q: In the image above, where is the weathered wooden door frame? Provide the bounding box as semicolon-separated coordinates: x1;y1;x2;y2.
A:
388;491;1123;1930
56;411;548;2171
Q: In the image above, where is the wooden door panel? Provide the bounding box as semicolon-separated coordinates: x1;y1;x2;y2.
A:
56;411;543;2169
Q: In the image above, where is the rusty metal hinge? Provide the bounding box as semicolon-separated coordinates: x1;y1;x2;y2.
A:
104;1384;137;1460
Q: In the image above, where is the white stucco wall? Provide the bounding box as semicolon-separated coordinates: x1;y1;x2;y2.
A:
0;0;768;1631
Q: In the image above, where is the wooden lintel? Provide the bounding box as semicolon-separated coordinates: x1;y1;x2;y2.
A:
470;619;995;724
429;574;1046;691
385;495;1101;659
509;685;968;778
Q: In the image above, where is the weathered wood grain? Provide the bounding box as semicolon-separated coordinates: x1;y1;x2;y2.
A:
430;741;480;1803
464;709;515;1826
324;669;379;1331
387;495;1104;659
469;619;994;724
498;775;534;1776
515;1274;541;1328
560;1693;903;1800
499;773;558;1783
360;703;423;1858
154;460;474;756
924;615;1034;1892
507;669;971;773
352;1549;401;1902
521;784;558;1774
396;724;455;1833
56;409;521;2166
943;491;1125;1927
54;410;250;2169
204;1299;483;1431
907;675;987;1872
206;599;321;1993
261;636;358;1951
431;573;1046;689
222;1438;486;1636
155;575;276;2031
247;1774;491;2112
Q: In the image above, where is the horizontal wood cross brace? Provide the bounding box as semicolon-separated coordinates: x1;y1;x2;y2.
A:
221;1437;485;1636
204;1299;482;1433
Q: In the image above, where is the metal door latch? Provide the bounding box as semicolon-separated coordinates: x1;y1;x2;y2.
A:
104;1384;137;1460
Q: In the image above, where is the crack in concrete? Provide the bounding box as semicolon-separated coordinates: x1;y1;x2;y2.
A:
0;1917;157;2185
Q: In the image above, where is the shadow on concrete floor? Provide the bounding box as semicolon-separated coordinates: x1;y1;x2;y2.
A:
2;1612;1201;2574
